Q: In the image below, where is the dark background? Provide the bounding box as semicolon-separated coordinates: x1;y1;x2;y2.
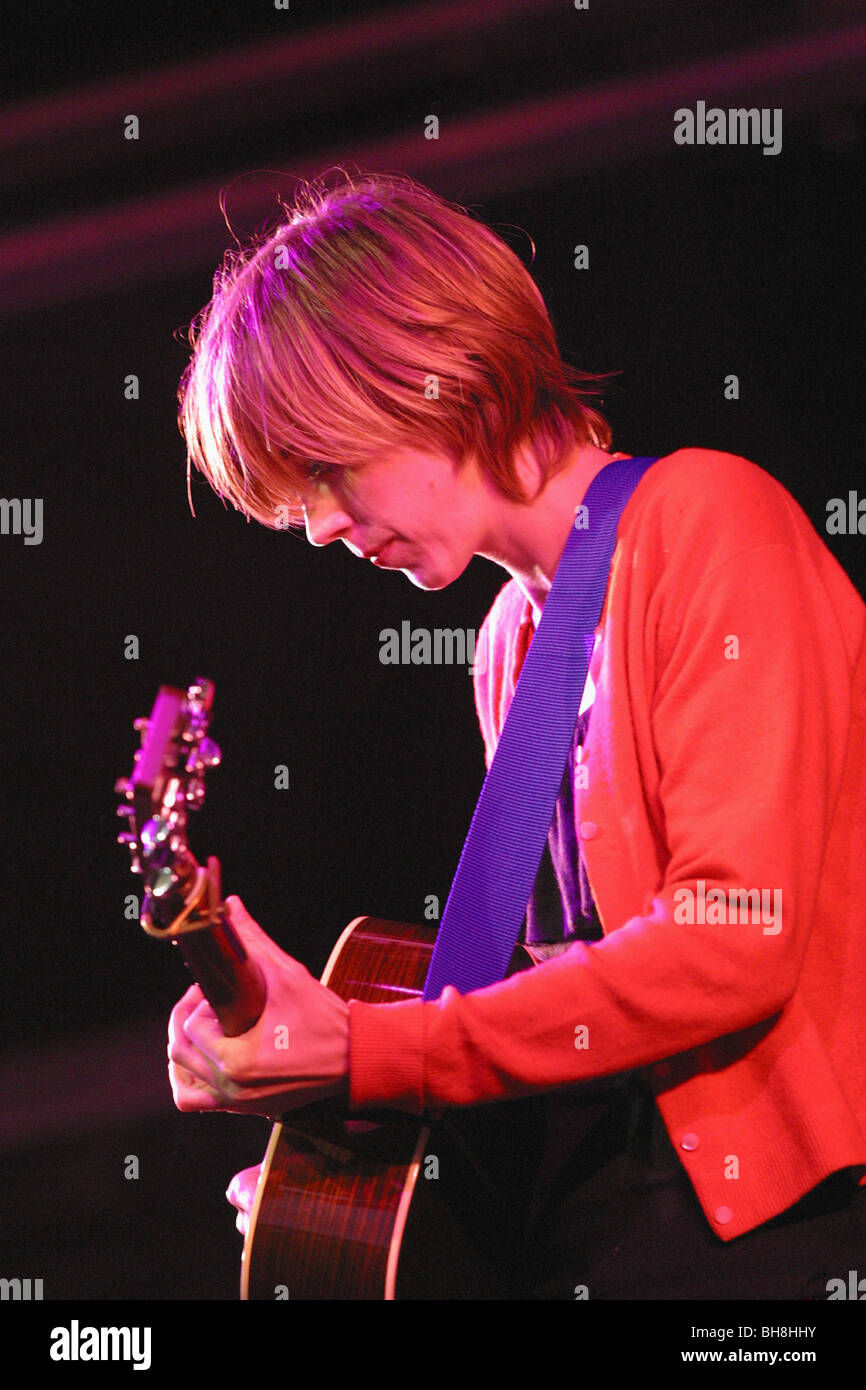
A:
0;0;863;1302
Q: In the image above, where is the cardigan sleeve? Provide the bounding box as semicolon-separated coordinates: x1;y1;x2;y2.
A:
348;463;861;1113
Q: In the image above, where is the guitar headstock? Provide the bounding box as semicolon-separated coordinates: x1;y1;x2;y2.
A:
116;678;222;935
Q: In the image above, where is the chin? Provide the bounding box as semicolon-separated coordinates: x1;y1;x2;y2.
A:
403;549;471;591
405;569;444;591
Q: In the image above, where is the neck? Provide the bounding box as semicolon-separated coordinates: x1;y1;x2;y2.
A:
477;442;615;619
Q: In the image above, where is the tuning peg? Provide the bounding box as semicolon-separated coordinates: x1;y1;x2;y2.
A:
116;804;135;818
140;817;172;854
188;678;213;704
185;741;221;777
133;717;148;731
186;778;206;809
117;832;141;874
150;865;177;898
116;833;139;854
114;777;132;797
199;737;221;768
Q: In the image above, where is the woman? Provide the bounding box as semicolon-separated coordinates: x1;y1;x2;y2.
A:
168;169;866;1299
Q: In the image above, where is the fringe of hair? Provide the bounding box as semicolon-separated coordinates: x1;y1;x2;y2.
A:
179;168;617;528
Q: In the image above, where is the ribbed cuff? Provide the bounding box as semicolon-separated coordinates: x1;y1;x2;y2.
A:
348;999;425;1114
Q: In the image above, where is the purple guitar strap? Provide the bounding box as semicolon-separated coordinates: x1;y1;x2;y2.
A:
422;455;658;1000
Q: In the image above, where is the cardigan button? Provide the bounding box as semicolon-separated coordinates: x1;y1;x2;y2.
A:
578;821;598;840
714;1206;733;1225
680;1132;700;1151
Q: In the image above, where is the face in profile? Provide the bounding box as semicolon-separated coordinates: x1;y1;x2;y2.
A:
298;447;495;591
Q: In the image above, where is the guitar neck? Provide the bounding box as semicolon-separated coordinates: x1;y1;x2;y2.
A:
174;911;266;1038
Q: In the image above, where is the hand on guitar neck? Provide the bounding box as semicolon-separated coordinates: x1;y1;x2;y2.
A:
167;896;351;1115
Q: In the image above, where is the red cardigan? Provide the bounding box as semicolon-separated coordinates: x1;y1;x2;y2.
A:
348;449;866;1239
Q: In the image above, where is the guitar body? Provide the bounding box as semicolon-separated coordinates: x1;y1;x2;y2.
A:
241;916;542;1300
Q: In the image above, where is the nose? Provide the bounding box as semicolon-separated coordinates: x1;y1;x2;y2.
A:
303;492;353;548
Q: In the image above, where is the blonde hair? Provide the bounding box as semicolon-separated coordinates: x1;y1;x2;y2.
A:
178;168;616;527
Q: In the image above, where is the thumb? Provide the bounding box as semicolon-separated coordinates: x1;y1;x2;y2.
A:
225;894;257;927
224;895;284;962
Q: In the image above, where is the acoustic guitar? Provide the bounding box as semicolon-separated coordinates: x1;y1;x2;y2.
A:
117;679;541;1299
